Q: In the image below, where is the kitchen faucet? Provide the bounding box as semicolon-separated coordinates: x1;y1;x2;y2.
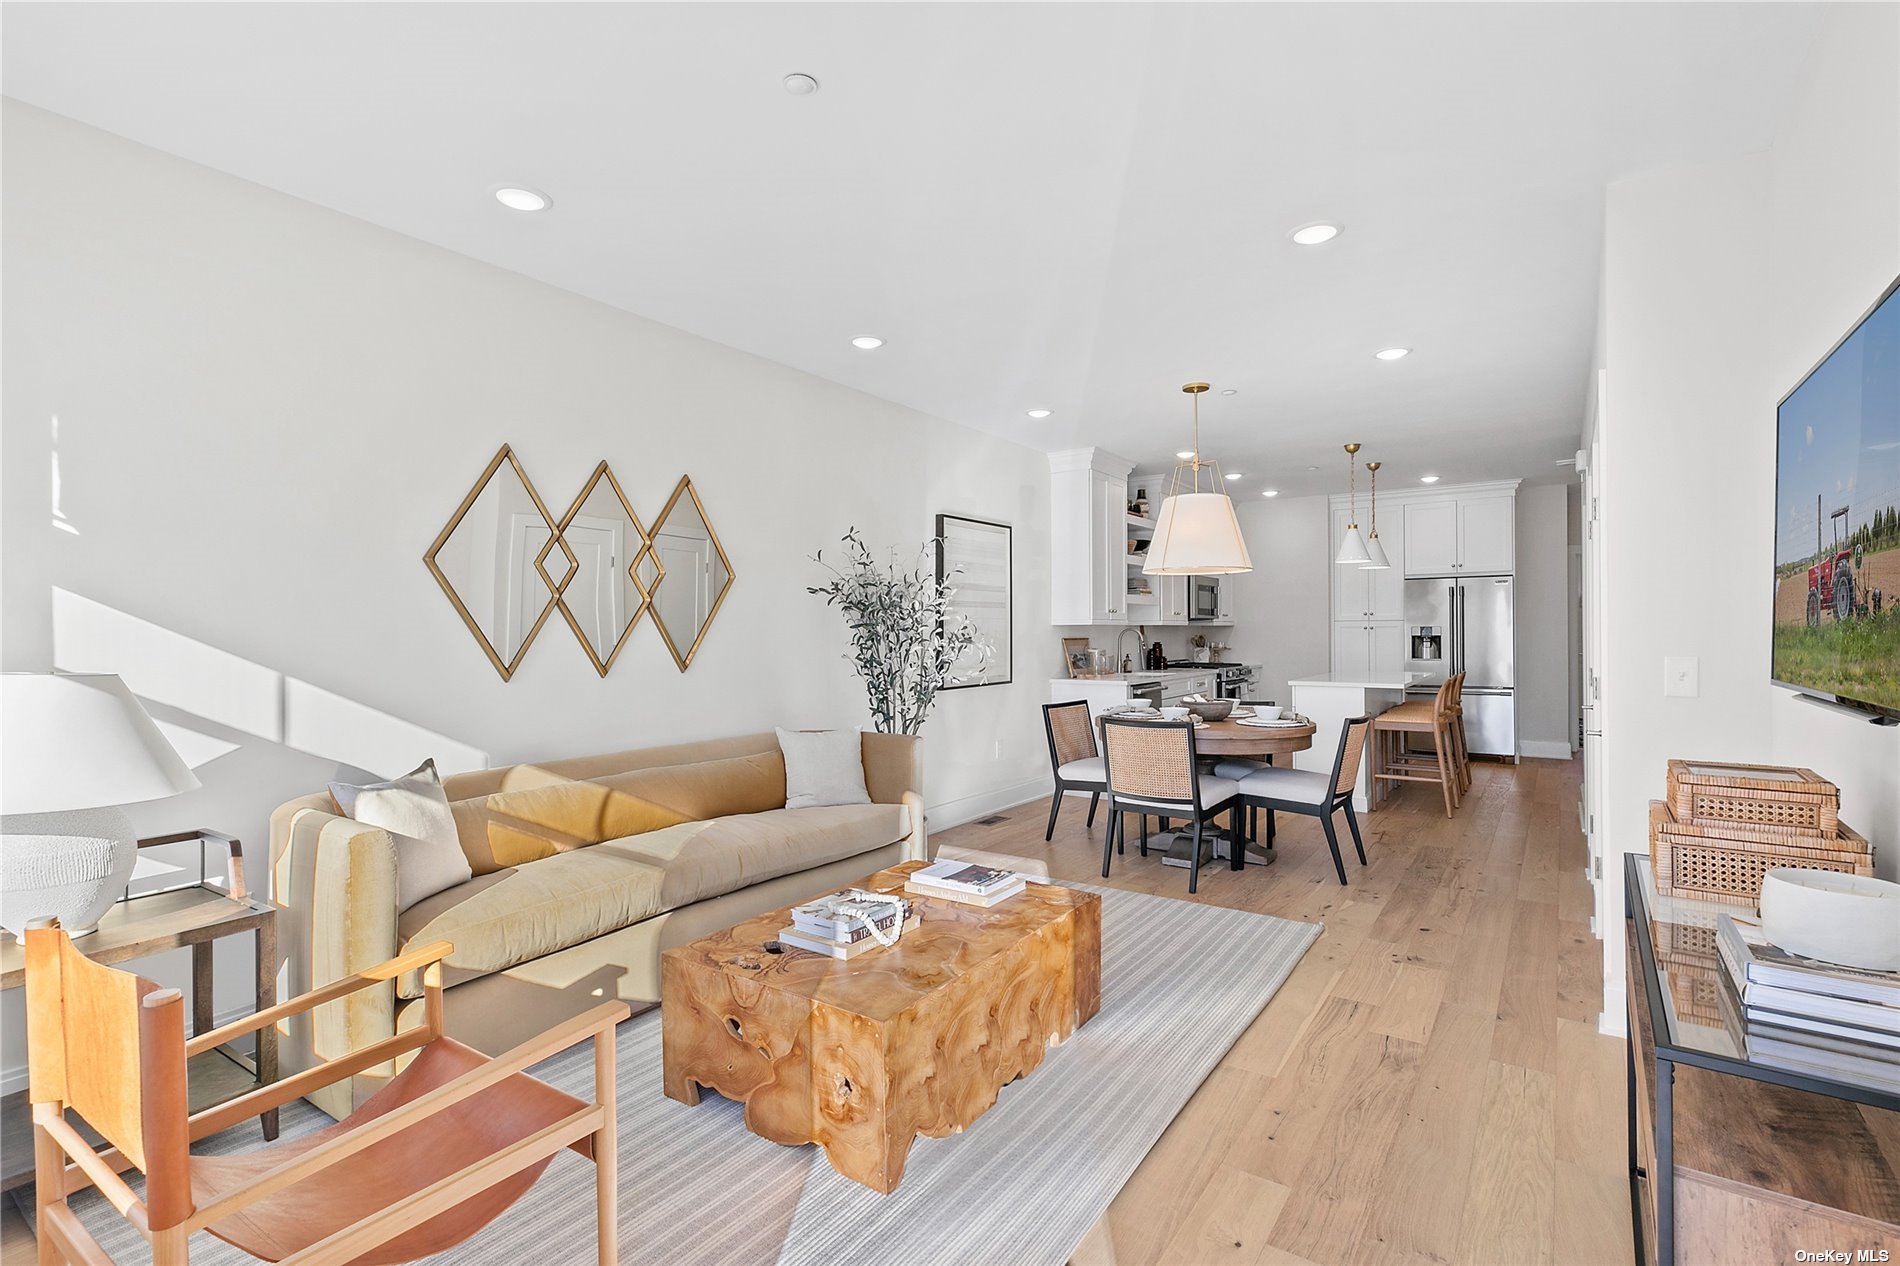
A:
1116;626;1145;673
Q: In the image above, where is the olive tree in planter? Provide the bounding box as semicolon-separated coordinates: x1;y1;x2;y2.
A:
809;528;980;735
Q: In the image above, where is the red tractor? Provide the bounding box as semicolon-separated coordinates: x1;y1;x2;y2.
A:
1807;502;1882;624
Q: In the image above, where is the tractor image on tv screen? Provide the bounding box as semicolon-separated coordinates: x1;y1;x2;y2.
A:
1807;500;1883;625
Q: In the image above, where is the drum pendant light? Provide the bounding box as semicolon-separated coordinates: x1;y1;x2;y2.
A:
1144;382;1253;575
1361;460;1391;569
1335;442;1372;565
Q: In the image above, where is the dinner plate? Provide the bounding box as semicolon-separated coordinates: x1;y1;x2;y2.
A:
1237;717;1307;728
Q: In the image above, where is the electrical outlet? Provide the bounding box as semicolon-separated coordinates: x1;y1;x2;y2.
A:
1663;655;1699;698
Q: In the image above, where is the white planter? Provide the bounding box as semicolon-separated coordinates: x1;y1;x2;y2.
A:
1758;868;1900;972
0;805;137;937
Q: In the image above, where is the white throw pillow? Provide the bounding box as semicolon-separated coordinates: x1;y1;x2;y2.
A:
776;728;872;810
329;759;472;911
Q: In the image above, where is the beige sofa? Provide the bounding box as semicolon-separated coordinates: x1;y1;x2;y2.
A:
271;731;925;1118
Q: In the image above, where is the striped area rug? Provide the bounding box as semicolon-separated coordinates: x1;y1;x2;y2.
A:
61;882;1319;1265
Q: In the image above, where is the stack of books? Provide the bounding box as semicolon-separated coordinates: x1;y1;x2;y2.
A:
779;890;918;960
1715;914;1900;1092
904;861;1026;908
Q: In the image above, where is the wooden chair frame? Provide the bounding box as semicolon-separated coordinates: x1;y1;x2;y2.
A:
1099;718;1242;895
27;920;626;1265
1041;700;1107;841
1238;715;1373;886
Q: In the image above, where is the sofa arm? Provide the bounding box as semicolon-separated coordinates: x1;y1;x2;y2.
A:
861;732;929;862
269;796;401;1120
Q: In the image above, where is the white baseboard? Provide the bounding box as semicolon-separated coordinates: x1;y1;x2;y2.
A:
1519;740;1575;760
925;777;1053;833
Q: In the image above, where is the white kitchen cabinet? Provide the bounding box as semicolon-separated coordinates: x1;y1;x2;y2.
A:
1158;574;1190;624
1215;574;1236;622
1457;495;1516;574
1332;621;1404;681
1161;672;1217;704
1049;449;1135;625
1331;508;1407;620
1402;500;1459;576
1402;490;1515;576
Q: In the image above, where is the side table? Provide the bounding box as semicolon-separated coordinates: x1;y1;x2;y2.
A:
0;829;278;1192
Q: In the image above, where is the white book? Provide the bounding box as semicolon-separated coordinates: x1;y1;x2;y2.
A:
904;877;1026;908
1748;1014;1900;1051
1717;914;1900;1007
910;860;1020;893
1743;983;1900;1035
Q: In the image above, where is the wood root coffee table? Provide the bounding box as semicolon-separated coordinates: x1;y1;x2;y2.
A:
661;860;1101;1193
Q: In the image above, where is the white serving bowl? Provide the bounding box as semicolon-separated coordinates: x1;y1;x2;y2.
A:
1758;868;1900;971
1158;706;1191;722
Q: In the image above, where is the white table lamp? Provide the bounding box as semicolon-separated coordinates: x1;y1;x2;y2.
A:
0;673;200;936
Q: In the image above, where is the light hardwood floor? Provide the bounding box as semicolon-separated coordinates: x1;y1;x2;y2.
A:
944;755;1632;1266
1;758;1628;1266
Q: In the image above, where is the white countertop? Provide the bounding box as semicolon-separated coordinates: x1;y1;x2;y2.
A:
1286;672;1416;690
1052;665;1252;686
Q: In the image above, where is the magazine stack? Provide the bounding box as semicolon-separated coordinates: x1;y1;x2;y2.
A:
779;890;918;960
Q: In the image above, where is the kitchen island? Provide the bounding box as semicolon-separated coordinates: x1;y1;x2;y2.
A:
1286;672;1414;811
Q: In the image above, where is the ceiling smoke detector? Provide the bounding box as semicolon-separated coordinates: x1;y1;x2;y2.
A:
783;73;820;96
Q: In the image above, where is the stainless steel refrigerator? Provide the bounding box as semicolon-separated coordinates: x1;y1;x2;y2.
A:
1402;574;1516;758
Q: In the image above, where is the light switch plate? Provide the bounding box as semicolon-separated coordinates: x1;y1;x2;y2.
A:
1663;655;1699;698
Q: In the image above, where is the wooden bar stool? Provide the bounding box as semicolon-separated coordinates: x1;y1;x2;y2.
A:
1447;672;1472;794
1370;678;1462;818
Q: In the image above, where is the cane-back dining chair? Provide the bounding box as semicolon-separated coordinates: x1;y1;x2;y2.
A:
1041;700;1107;841
1099;718;1242;895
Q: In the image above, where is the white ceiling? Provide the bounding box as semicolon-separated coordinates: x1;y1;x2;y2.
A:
2;2;1821;496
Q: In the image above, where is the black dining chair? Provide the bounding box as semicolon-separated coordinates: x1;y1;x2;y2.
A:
1233;715;1373;885
1100;718;1243;895
1040;701;1106;841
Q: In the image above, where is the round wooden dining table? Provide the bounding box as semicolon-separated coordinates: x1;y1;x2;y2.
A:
1094;713;1317;871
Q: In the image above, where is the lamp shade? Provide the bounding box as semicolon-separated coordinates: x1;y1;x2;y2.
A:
1143;492;1253;575
1335;524;1371;566
0;673;198;816
1361;534;1392;570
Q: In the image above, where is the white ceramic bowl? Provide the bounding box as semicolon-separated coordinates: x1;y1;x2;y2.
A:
1158;706;1191;722
1758;868;1900;971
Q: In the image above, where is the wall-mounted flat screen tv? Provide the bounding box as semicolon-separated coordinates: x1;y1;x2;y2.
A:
1773;274;1900;719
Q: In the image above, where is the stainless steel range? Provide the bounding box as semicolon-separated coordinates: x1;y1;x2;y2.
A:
1196;662;1261;700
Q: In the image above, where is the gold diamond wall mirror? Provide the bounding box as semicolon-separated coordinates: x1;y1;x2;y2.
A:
644;475;735;672
549;461;652;677
424;445;576;682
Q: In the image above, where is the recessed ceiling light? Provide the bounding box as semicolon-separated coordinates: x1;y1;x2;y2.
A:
851;336;884;350
1220;388;1238;396
1420;474;1440;484
1307;465;1320;471
1374;347;1411;361
1176;450;1195;460
1225;472;1243;481
494;187;552;212
1025;409;1052;419
783;73;820;95
1261;489;1280;497
1291;223;1340;246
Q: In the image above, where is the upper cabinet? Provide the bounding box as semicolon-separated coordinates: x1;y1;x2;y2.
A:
1455;495;1516;574
1401;488;1516;576
1050;449;1135;625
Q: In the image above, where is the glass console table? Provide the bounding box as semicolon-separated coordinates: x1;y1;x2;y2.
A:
1624;854;1900;1265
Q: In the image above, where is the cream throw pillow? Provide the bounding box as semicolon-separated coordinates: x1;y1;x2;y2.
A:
775;728;871;810
330;759;472;910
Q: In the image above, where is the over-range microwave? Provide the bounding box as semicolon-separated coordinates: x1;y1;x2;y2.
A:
1190;577;1220;621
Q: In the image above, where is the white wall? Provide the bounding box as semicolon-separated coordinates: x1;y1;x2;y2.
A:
1224;496;1334;706
1516;482;1578;758
1592;5;1900;1031
0;103;1063;1084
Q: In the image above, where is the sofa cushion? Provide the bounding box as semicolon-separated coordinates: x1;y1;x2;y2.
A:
447;750;788;873
398;801;909;995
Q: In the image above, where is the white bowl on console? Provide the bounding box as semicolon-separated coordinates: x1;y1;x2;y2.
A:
1757;868;1900;972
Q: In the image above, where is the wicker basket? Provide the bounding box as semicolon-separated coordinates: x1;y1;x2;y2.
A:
1649;801;1872;903
1664;759;1839;838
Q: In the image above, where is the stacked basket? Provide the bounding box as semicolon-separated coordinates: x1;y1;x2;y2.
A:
1649;760;1872;903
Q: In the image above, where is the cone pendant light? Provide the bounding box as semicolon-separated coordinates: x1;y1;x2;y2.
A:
1335;442;1371;565
1361;460;1391;569
1144;383;1252;575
